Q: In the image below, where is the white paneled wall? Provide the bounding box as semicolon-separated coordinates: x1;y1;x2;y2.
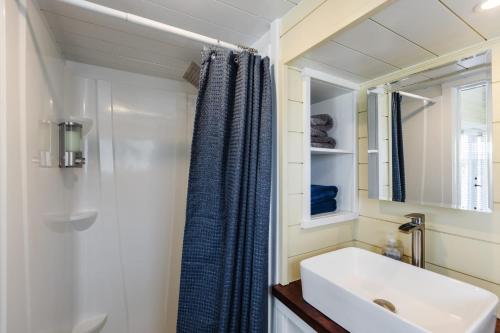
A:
282;67;354;283
355;43;500;317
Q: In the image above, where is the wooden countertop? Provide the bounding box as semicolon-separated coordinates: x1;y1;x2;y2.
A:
272;280;500;333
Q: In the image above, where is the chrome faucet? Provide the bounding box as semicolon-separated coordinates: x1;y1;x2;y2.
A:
398;213;425;268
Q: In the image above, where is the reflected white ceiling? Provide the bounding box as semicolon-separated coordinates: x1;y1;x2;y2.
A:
36;0;300;80
301;0;500;83
392;51;491;91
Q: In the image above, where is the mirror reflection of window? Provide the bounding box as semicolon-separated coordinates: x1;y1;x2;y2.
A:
456;82;490;211
367;51;493;212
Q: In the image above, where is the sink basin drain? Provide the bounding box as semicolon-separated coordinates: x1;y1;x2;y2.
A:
373;299;397;313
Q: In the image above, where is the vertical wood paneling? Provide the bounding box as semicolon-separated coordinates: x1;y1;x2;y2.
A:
287;194;303;226
287;163;303;194
494;164;500;203
493;44;500;83
493;83;500;122
287;67;303;101
358;163;368;190
358;111;367;138
287;100;305;132
358;138;368;163
287;132;303;163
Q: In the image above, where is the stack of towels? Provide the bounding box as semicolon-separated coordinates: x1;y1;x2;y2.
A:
311;114;336;149
311;184;338;215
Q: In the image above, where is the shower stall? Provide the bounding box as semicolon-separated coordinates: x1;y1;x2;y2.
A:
61;62;196;332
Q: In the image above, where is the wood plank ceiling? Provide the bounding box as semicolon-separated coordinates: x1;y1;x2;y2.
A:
36;0;300;80
299;0;500;83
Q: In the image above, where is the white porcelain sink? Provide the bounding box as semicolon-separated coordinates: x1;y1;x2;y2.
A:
301;247;498;333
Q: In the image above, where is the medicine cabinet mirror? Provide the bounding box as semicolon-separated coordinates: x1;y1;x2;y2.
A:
367;51;493;212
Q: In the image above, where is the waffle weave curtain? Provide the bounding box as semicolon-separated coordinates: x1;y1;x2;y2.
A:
177;47;273;333
391;92;406;202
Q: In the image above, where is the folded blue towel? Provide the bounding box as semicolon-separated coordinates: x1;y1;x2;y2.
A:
311;199;337;215
311;184;338;215
311;185;338;201
311;184;338;194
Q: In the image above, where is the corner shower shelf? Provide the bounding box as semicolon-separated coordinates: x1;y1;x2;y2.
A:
310;148;352;155
44;209;98;226
72;314;107;333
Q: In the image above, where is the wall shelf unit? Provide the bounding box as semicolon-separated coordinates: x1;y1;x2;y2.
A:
310;148;352;155
301;69;359;229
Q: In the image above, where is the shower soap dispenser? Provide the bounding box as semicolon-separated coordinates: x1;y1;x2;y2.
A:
59;121;85;168
382;233;403;260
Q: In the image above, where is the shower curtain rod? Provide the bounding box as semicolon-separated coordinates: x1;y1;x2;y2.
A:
397;91;435;103
56;0;257;53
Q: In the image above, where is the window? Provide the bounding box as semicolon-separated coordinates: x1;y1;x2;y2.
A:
456;82;490;211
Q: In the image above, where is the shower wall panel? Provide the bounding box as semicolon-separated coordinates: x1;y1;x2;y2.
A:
65;61;196;333
1;0;73;332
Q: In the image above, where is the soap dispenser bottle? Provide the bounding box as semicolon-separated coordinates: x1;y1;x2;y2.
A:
382;233;403;260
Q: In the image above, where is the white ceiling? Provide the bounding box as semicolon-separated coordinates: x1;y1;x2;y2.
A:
37;0;500;84
300;0;500;83
36;0;300;80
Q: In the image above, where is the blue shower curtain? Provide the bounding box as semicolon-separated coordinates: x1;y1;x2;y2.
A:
177;48;272;333
391;92;406;202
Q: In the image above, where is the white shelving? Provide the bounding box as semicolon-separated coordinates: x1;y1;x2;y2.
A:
308;210;359;228
311;148;352;155
301;68;359;228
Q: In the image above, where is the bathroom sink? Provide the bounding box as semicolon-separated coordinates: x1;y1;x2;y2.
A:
301;247;498;333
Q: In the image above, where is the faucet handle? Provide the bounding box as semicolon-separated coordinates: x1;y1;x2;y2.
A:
404;213;425;225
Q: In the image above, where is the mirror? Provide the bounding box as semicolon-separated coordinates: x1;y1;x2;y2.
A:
367;51;492;212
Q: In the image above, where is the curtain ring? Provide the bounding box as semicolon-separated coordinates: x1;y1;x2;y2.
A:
234;56;239;64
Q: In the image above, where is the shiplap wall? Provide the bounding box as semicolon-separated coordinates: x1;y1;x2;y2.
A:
283;67;354;283
356;43;500;317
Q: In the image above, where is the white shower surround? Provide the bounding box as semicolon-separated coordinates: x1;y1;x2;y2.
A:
64;61;196;333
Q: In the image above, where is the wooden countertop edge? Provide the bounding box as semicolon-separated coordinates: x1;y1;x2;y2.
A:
272;280;347;333
272;280;500;333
